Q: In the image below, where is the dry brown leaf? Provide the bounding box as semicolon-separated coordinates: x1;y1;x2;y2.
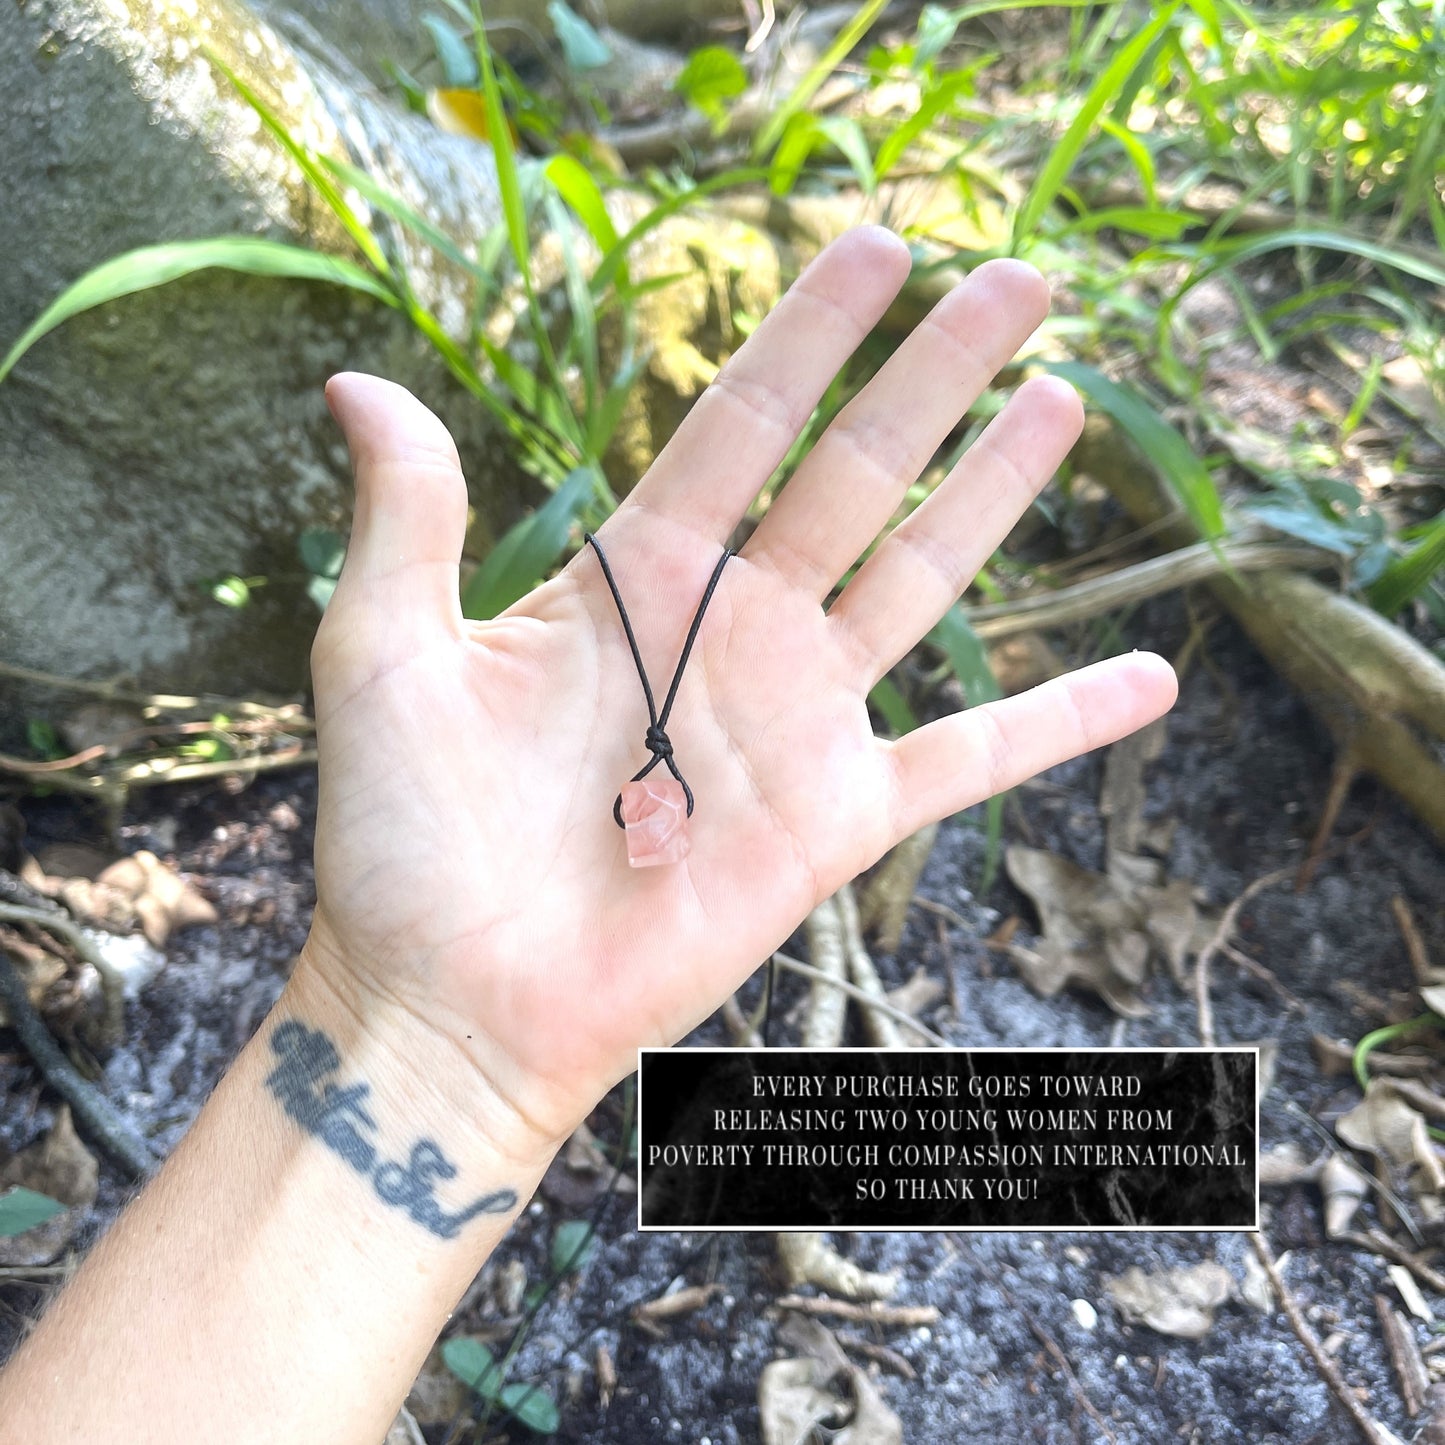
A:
834;1368;903;1445
1259;1142;1322;1188
758;1357;845;1445
1321;1153;1372;1238
0;1106;97;1208
1336;1079;1445;1194
405;1345;469;1427
1005;844;1202;1016
1104;1260;1234;1340
776;1232;897;1301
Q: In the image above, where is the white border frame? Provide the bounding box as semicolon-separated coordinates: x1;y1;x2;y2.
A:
636;1046;1261;1234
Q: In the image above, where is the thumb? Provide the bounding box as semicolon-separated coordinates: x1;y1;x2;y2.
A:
323;372;468;637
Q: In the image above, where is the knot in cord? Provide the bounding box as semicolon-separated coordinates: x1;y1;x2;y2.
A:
585;531;733;830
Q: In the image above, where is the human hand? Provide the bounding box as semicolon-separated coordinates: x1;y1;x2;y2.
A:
299;227;1177;1160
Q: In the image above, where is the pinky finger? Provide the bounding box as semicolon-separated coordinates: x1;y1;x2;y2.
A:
886;652;1179;841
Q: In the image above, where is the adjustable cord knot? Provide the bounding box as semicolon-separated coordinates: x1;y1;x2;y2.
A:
585;531;733;832
644;723;674;762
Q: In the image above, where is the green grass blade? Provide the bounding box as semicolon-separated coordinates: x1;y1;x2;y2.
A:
868;676;919;737
1011;2;1181;252
928;604;1006;892
0;238;396;384
592;167;770;296
544;154;621;260
1042;360;1225;541
1368;513;1445;617
461;466;595;619
1201;228;1445;289
320;157;494;284
754;0;889;156
471;3;531;282
207;53;391;277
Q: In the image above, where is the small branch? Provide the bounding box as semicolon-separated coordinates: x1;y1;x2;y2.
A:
1194;864;1296;1046
836;883;902;1048
0;945;154;1180
772;951;950;1047
774;1295;937;1327
1392;895;1434;985
1251;1232;1396;1445
801;897;849;1048
963;541;1331;641
857;822;938;955
0;900;126;1041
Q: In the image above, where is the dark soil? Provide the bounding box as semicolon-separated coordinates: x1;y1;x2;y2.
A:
4;595;1444;1445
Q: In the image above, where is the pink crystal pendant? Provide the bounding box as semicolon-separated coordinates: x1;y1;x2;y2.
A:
619;777;691;868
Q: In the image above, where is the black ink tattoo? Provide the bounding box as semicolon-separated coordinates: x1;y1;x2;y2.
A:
265;1020;518;1239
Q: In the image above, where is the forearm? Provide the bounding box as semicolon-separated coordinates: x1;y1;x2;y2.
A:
0;954;560;1445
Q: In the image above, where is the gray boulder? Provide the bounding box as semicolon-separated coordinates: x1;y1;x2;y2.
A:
0;0;524;709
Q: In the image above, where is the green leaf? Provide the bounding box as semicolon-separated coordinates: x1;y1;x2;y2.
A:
1240;499;1357;555
307;576;338;612
868;676;919;737
1011;2;1181;250
499;1382;561;1434
550;1218;596;1274
915;5;964;68
0;239;396;385
756;0;889;156
211;576;252;608
424;15;479;86
25;719;63;760
471;6;531;283
1369;512;1445;616
674;45;748;127
928;606;1005;893
442;1336;503;1395
0;1187;65;1238
1041;361;1225;541
929;605;1001;709
298;527;346;579
460;466;595;620
769;114;875;196
548;1;612;70
208;54;391;277
544;154;620;260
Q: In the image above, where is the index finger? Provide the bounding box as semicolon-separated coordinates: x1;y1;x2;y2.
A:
620;225;913;547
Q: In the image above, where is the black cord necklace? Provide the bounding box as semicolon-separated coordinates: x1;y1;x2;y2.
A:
584;531;734;830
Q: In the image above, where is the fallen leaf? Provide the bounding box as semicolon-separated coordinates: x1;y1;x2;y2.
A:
1320;1153;1371;1238
834;1367;903;1445
1336;1078;1445;1194
1104;1260;1234;1339
0;1106;97;1207
777;1232;897;1300
758;1357;845;1445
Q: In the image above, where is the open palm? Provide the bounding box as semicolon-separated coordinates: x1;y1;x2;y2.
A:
304;227;1177;1148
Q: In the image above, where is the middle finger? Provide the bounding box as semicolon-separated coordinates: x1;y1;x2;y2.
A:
737;258;1050;600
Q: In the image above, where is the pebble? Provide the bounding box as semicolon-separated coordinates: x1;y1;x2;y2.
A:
1071;1299;1098;1330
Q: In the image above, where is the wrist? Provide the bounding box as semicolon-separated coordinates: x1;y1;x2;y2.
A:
281;930;563;1194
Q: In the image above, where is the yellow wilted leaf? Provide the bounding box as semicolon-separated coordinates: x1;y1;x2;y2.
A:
427;88;496;141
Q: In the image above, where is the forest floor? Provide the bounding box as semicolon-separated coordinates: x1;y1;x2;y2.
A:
3;592;1444;1445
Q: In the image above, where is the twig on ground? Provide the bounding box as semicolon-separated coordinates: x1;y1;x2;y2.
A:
802;897;849;1048
1010;1293;1117;1445
1194;864;1296;1046
1376;1292;1430;1417
771;952;950;1047
0;897;126;1041
1221;940;1307;1011
1339;1230;1445;1295
857;822;939;954
1392;896;1435;985
1251;1232;1398;1444
833;1330;917;1379
836;884;903;1048
0;945;154;1179
773;1295;937;1327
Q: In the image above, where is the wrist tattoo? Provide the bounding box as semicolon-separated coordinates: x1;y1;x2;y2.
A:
264;1020;517;1239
